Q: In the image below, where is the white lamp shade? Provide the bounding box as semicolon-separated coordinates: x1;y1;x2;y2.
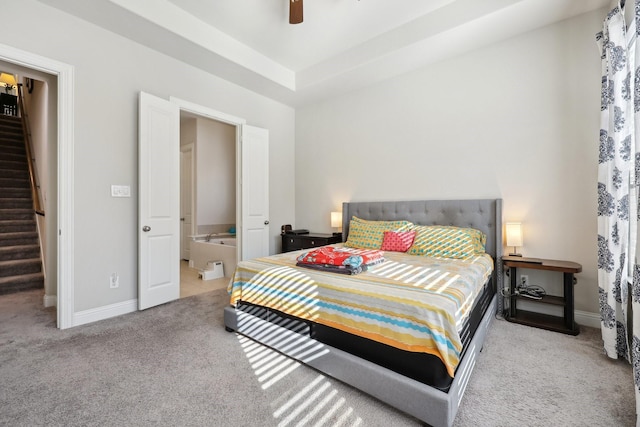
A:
506;222;523;247
331;211;342;228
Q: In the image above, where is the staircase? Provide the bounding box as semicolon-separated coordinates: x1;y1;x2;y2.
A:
0;114;43;295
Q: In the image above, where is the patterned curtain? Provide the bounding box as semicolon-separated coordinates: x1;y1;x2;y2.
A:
597;1;640;423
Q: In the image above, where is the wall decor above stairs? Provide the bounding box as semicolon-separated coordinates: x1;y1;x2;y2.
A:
0;114;43;295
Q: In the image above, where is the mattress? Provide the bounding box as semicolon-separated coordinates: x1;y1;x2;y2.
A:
228;244;494;377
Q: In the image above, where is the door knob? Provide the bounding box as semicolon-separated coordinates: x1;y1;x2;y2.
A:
264;220;270;225
180;218;185;221
142;226;151;232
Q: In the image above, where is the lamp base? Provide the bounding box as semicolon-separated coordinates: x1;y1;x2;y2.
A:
509;252;522;257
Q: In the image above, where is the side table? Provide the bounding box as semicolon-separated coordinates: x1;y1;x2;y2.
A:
502;256;582;335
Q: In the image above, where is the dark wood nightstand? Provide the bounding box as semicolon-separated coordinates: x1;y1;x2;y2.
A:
502;256;582;335
281;232;342;253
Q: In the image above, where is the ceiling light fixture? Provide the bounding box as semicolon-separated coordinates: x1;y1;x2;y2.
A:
290;0;303;24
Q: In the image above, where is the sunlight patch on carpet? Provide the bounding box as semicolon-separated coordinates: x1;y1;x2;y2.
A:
237;334;363;426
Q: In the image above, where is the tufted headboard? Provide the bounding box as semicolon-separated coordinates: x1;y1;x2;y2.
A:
342;199;503;310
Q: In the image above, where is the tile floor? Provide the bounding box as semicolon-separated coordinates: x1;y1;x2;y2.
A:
180;260;230;298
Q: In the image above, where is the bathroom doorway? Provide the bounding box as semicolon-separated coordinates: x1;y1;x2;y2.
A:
138;93;269;312
178;112;236;298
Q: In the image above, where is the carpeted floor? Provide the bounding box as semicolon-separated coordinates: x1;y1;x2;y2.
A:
0;289;635;426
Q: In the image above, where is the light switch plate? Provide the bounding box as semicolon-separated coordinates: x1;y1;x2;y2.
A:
111;185;131;197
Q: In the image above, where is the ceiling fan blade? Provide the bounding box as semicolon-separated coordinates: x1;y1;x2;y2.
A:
289;0;303;24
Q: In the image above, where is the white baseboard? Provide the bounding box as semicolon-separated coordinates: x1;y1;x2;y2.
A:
43;294;57;307
575;310;601;329
73;298;138;327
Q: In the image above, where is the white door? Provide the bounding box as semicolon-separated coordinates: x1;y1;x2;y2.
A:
180;144;194;261
240;125;269;260
138;92;180;310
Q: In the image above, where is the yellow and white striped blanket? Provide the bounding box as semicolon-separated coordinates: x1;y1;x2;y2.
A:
228;244;494;377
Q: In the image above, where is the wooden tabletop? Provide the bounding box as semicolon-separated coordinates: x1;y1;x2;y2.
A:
502;256;582;274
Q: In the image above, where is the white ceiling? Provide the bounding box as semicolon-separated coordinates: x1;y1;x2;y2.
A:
38;0;609;107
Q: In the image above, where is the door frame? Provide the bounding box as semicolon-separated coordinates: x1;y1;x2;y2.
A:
169;97;246;263
180;142;195;261
0;43;75;329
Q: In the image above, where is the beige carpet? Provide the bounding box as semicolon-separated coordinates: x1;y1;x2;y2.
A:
0;289;635;426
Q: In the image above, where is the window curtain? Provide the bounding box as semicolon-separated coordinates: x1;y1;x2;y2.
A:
597;1;640;423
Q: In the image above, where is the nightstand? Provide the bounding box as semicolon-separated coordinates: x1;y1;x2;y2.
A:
281;232;342;253
502;256;582;335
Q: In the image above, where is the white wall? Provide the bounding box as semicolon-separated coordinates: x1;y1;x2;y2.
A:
295;10;603;314
22;79;50;297
195;118;235;229
22;79;48;209
1;0;295;313
180;117;196;146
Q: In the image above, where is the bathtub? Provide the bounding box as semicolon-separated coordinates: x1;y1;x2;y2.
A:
190;237;237;278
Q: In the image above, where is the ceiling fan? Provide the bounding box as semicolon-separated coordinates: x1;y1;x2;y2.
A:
290;0;303;24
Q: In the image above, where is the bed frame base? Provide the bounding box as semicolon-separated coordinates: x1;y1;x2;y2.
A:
224;294;496;427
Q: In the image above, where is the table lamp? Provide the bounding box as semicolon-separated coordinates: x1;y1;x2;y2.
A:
331;211;342;236
506;222;523;257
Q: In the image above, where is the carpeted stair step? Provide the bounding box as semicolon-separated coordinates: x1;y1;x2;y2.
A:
0;115;22;124
0;244;40;261
0;151;27;164
0;141;23;149
0;208;33;220
0;115;22;126
0;159;28;170
0;141;24;150
0;136;24;143
0;119;23;132
0;272;44;295
0;167;29;180
0;144;27;162
0;231;38;247
0;131;23;142
0;115;42;296
0;176;30;188
0;132;23;141
0;220;36;233
0;188;31;199
0;197;32;209
0;258;42;278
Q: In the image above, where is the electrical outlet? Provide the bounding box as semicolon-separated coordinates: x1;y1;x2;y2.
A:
110;273;119;288
520;275;528;287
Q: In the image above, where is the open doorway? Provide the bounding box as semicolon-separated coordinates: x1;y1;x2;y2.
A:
178;112;236;298
0;44;72;329
136;92;271;314
0;59;59;323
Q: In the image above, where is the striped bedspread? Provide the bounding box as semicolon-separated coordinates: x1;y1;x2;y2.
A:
228;244;494;377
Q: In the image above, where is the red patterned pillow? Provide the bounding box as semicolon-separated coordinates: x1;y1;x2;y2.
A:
381;231;416;252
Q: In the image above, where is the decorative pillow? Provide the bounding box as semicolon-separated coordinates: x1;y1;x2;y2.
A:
407;225;485;259
381;231;416;252
344;217;413;249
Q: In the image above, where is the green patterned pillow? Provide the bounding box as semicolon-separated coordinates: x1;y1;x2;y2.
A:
407;225;485;259
344;217;413;249
448;226;486;253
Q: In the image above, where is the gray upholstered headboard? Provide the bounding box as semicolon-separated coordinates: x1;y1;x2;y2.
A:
342;199;503;311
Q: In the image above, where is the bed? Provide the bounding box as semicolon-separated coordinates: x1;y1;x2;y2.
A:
224;199;503;426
